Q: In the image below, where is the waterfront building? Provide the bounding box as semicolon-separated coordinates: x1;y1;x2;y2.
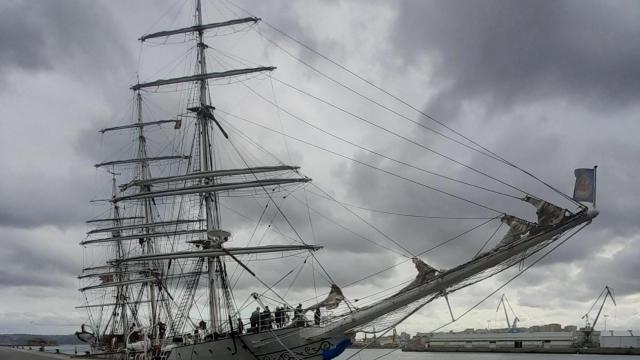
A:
425;331;576;349
600;330;640;348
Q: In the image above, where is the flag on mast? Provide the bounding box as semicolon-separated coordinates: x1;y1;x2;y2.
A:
573;167;596;204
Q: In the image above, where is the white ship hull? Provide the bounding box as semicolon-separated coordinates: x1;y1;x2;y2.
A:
166;329;349;360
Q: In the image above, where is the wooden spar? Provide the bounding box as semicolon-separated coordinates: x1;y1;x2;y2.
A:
130;67;276;91
119;165;300;191
95;155;190;168
82;265;118;272
99;119;180;133
86;219;203;235
76;300;159;309
80;229;208;245
80;271;204;292
114;177;311;202
113;244;322;264
86;216;143;224
78;270;156;279
139;17;260;41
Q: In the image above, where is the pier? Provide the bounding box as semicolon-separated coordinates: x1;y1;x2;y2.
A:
0;346;98;359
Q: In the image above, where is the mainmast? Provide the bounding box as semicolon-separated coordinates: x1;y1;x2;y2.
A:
193;0;223;334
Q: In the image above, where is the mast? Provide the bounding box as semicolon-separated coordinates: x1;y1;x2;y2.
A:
195;0;222;333
135;91;159;342
109;169;129;336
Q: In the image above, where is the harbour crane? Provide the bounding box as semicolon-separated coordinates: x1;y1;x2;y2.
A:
496;294;520;332
579;285;616;347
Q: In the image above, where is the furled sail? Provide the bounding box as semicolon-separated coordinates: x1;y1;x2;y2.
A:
524;195;566;227
306;284;345;310
395;258;439;294
497;215;536;247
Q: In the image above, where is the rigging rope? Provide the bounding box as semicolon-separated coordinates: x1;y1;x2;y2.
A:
305;189;495;220
473;221;503;259
208;45;522;202
287;193;411;257
224;0;582;208
239;72;522;200
217;111;506;214
429;222;589;333
223;134;339;288
271;77;527;198
297;216;498;306
312;184;416;257
219;119;419;259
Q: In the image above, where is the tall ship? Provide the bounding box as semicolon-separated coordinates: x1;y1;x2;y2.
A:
76;1;599;359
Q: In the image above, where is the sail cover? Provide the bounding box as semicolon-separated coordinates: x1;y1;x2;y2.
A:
306;284;345;310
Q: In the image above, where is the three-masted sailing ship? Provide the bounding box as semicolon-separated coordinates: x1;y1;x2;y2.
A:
76;1;599;359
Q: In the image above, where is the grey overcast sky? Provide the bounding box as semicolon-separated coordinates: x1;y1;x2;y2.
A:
0;0;639;335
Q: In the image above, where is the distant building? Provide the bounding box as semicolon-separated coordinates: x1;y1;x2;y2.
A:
376;335;398;347
600;330;640;348
399;332;411;346
426;331;576;349
529;323;564;333
564;325;577;332
544;324;562;332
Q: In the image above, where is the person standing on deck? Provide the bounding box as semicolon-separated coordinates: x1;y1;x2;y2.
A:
237;318;244;334
275;307;283;328
314;308;321;326
294;304;304;327
250;307;260;331
261;306;273;330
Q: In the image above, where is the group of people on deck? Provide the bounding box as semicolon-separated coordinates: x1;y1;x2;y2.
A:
180;304;323;340
247;304;321;332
